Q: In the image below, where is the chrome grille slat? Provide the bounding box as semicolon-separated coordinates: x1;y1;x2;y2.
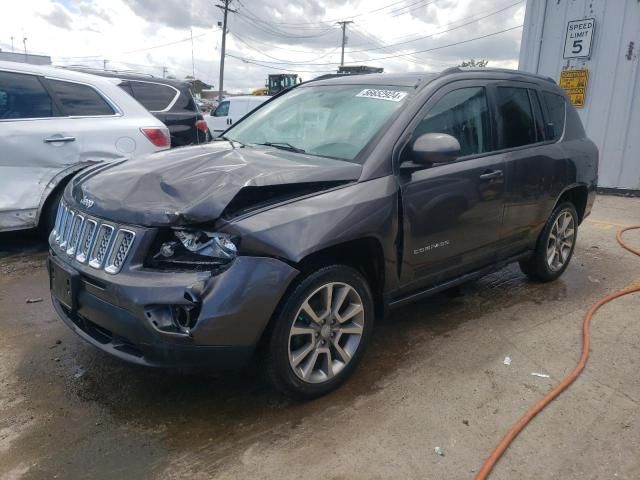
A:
89;224;115;269
50;201;135;274
60;210;75;249
66;215;84;256
105;230;136;274
76;219;97;263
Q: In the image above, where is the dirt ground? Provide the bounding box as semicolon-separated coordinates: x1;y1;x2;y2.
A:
0;195;639;480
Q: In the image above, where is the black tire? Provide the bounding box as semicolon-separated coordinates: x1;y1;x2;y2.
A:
265;265;374;399
38;187;64;239
519;201;579;282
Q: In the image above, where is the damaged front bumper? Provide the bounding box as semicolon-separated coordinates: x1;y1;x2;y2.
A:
48;247;299;369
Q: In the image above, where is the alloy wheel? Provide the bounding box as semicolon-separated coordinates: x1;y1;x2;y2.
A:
288;282;365;384
546;211;576;271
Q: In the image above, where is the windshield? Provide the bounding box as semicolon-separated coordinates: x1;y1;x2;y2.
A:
226;84;412;162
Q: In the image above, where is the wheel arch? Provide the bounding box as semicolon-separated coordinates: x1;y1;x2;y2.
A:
35;162;101;227
554;183;589;224
254;236;386;353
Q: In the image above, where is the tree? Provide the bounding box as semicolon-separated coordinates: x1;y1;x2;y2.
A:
459;59;489;67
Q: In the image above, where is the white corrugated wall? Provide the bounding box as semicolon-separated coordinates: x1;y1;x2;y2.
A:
519;0;640;191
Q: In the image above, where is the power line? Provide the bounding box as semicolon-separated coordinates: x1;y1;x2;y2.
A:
226;54;334;73
229;32;339;63
245;0;438;27
56;31;215;60
347;0;523;54
223;24;523;67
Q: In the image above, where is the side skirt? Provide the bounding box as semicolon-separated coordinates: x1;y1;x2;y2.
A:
385;251;532;310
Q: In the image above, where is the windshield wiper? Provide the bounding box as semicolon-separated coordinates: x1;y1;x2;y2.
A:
256;142;306;154
217;135;244;147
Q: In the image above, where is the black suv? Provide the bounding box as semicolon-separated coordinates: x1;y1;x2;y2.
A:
72;69;209;147
48;68;597;398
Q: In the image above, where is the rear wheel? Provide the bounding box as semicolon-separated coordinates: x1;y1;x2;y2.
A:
265;265;374;399
519;202;578;282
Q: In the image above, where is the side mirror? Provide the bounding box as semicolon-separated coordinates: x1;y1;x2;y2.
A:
411;133;461;165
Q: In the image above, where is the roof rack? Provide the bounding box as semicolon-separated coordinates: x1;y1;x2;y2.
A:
58;65;157;78
440;66;556;84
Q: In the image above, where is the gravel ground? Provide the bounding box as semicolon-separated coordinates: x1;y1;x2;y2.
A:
0;195;639;480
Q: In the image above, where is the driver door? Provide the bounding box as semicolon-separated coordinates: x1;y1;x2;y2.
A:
397;82;506;292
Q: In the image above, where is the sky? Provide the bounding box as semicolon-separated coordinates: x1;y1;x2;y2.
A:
0;0;526;93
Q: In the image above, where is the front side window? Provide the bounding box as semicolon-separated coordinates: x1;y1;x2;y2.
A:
48;79;114;116
226;84;412;162
0;71;53;119
542;92;566;141
213;101;230;117
129;81;177;111
496;87;536;148
414;86;491;157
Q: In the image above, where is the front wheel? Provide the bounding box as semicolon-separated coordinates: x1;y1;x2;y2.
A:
265;265;374;399
519;202;578;282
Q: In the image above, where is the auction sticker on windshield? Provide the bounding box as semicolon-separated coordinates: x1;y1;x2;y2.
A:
356;89;408;102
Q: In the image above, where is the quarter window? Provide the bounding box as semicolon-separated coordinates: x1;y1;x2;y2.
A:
496;87;537;148
48;79;115;116
414;87;491;156
0;71;54;119
129;81;176;111
542;92;566;141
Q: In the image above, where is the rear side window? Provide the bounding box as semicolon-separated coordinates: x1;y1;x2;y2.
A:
48;79;115;116
0;71;54;119
129;81;176;111
496;87;536;148
414;86;491;156
542;92;566;140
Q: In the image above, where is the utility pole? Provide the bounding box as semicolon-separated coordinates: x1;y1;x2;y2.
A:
336;21;353;67
103;59;108;70
22;37;28;62
190;28;196;78
215;0;236;102
162;66;168;78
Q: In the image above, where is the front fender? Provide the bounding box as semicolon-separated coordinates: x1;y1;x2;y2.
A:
221;175;401;288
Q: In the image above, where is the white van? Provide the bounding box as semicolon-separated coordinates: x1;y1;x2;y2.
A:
0;61;170;234
206;96;270;137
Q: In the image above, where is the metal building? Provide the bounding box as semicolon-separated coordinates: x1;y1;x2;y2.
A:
519;0;640;193
0;51;52;65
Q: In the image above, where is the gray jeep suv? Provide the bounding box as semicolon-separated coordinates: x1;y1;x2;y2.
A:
48;68;598;398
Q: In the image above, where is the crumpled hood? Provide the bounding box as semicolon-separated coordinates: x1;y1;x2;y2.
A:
68;142;362;226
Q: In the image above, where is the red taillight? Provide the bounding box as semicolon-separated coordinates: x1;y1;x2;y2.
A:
141;127;170;148
195;119;208;132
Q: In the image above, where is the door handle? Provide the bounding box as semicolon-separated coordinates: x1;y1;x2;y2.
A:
479;169;503;180
44;136;76;143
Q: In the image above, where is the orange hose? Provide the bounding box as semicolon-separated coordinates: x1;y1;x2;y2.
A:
475;224;640;480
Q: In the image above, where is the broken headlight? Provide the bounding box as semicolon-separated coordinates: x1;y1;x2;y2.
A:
148;229;239;271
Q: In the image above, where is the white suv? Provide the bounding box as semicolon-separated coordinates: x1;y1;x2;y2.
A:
0;61;170;234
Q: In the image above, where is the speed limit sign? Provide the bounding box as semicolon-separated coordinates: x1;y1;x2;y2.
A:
564;18;595;59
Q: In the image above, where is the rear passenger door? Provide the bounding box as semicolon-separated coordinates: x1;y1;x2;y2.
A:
0;70;79;230
398;81;506;291
492;83;563;256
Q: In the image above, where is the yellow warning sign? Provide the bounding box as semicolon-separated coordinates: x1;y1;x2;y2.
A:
559;69;589;108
